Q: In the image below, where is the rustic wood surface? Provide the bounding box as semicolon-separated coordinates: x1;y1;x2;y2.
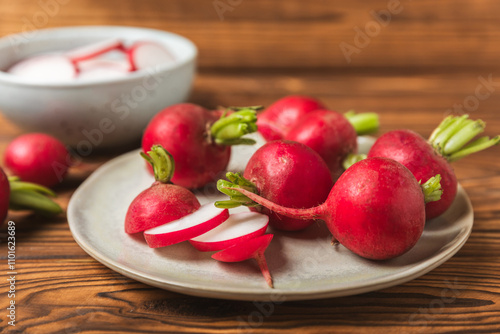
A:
1;0;500;333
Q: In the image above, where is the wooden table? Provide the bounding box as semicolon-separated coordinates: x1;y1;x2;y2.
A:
1;0;500;333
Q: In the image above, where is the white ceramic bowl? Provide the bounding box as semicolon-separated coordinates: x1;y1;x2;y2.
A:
0;26;197;150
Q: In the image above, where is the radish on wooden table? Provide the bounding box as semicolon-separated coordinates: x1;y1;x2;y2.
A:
189;212;269;251
125;145;201;234
219;157;443;260
212;234;274;288
1;167;63;226
285;109;379;179
144;203;229;248
368;114;500;220
4;133;71;188
142;103;260;189
216;140;333;231
257;95;326;141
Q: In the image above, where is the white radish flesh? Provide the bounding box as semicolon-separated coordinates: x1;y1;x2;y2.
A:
144;204;229;248
77;59;132;80
212;234;274;288
7;54;77;83
66;39;124;63
190;212;269;252
128;41;175;71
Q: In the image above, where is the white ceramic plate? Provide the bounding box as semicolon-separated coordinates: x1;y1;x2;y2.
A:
67;135;474;301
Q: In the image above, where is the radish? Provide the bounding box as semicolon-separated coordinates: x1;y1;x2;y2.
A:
368;115;500;219
144;203;229;248
1;167;63;226
220;157;443;260
257;95;326;141
125;145;201;234
4;133;71;188
76;59;132;80
127;41;175;71
189;212;269;252
216;140;333;231
285;109;379;179
142;103;259;189
212;234;274;288
7;54;77;83
65;39;124;63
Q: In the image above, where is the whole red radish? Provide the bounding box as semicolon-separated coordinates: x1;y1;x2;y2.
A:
142;103;259;189
125;145;201;234
220;157;443;260
1;167;62;226
368;115;500;220
257;95;325;141
4;133;70;188
285;109;379;180
217;140;333;231
212;234;274;288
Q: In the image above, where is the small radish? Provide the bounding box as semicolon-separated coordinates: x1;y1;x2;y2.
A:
257;95;326;141
142;104;260;189
125;145;201;234
212;234;274;288
127;41;175;71
1;167;63;226
144;203;229;248
65;39;124;63
216;140;333;231
219;157;443;260
4;133;71;188
189;212;269;252
368;115;500;219
285;109;379;179
7;54;77;83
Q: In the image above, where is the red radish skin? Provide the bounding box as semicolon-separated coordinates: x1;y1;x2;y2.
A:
223;158;442;260
144;204;229;248
189;212;269;252
285;110;358;180
125;145;200;234
217;140;333;231
212;234;274;288
4;133;70;188
142;103;258;189
0;168;10;224
257;95;325;141
368;130;456;220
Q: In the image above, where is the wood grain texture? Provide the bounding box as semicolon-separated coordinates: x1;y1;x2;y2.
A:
1;0;500;332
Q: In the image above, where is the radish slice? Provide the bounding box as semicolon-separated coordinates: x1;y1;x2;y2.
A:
77;59;132;80
128;41;175;71
212;234;274;288
189;212;269;252
66;39;124;63
7;54;77;83
144;204;229;248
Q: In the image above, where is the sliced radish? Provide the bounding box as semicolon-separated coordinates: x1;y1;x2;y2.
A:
144;204;229;248
66;39;124;63
189;212;269;252
127;41;175;71
212;234;274;288
77;59;132;80
7;54;77;83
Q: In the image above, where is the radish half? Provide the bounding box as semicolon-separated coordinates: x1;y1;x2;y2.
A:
128;41;175;71
7;54;77;82
66;39;124;63
189;212;269;252
144;204;229;248
212;234;274;288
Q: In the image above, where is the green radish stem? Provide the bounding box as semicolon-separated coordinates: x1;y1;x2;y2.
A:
420;175;443;204
342;153;367;170
344;110;380;136
141;145;175;183
429;114;500;161
8;176;62;215
215;172;260;209
210;106;262;146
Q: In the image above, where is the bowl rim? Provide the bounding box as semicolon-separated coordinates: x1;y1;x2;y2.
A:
0;25;198;88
